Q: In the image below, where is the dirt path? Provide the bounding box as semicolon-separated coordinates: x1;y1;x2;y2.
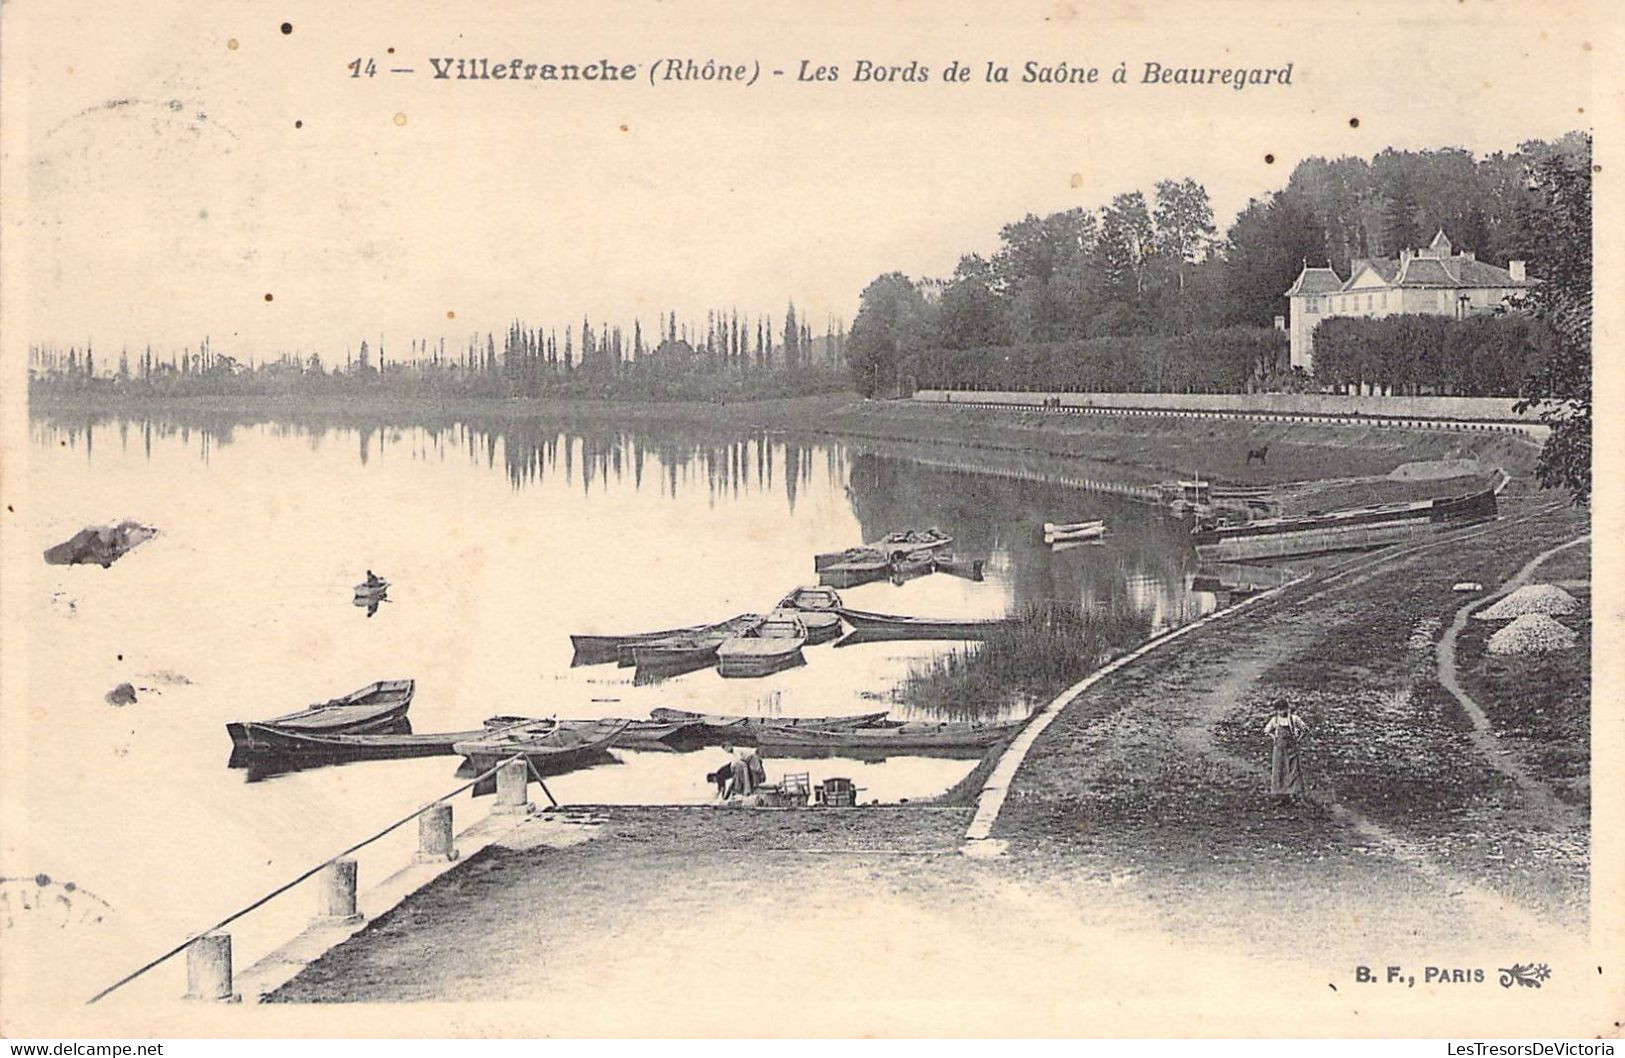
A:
1435;533;1591;824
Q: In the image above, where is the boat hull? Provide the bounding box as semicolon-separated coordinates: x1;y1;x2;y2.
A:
836;608;1014;643
225;680;416;752
1192;488;1497;563
754;720;1024;751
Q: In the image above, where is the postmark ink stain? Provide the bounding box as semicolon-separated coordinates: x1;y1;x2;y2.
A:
295;119;303;128
1349;117;1360;128
264;293;274;302
446;310;456;320
227;38;239;51
281;22;293;35
1264;153;1276;164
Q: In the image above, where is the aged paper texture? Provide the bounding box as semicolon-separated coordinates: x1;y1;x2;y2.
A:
1;0;1619;1039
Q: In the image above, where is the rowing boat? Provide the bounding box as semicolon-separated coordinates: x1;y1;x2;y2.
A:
226;679;415;752
931;554;985;581
717;613;808;678
1043;520;1105;543
227;715;541;765
570;621;715;667
632;614;766;684
818;555;890;589
452;718;631;779
613;718;708;749
753;719;1025;751
813;528;953;571
777;585;843;611
647;708;890;740
834;608;1015;643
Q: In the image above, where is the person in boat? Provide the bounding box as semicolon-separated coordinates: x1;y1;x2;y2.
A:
1263;700;1308;799
364;570;383;588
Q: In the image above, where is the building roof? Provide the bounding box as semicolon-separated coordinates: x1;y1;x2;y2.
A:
1285;265;1344;296
1284;230;1532;299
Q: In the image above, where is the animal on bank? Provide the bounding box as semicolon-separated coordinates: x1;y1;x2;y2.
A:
1246;444;1269;466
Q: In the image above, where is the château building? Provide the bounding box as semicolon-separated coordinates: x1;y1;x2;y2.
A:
1283;229;1532;372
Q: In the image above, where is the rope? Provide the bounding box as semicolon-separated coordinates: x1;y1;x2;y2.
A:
85;753;525;1005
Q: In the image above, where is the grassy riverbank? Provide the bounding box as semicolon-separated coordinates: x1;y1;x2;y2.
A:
997;484;1590;950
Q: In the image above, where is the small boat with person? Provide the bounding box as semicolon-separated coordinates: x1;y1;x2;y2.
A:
226;679;415;753
717;613;809;678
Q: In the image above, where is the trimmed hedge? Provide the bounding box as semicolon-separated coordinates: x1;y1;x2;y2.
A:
1311;313;1554;396
908;328;1287;394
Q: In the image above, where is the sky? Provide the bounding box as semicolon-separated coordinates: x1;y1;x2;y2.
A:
4;0;1598;362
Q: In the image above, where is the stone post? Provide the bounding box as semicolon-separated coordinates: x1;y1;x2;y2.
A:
492;759;533;815
313;858;363;926
415;802;458;862
184;932;239;1002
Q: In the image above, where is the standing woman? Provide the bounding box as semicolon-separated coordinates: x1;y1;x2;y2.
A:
1264;700;1308;798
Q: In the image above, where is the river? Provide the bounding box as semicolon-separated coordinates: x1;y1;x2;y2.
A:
12;406;1220;1007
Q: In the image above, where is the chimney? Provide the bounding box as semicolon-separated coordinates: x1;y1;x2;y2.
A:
1509;260;1527;282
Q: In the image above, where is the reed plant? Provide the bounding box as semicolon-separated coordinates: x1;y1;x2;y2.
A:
896;600;1153;720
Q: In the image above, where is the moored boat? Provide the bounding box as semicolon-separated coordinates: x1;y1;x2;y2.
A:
226;680;415;752
819;556;891;589
888;550;937;583
632;614;766;684
1043;519;1105;543
777;585;843;611
613;718;707;749
835;608;1015;643
571;620;717;667
932;553;985;581
813;528;953;571
797;609;843;645
754;718;1025;751
647;707;890;740
227;715;539;765
717;613;808;678
1191;485;1498;562
353;579;389;600
452;718;631;780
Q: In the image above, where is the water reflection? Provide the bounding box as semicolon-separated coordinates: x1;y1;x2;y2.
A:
32;408;1211;632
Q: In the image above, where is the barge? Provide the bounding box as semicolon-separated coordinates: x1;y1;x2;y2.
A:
1191;485;1498;563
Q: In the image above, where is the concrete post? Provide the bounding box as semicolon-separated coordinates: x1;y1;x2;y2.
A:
415;802;458;862
184;931;239;1002
492;759;534;815
313;858;363;926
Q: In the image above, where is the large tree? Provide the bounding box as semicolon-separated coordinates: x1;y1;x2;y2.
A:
848;272;931;397
1515;133;1592;505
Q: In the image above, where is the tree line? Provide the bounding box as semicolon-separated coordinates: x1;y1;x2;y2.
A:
28;302;850;403
847;132;1590;398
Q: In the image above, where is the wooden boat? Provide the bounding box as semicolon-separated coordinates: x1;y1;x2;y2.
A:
819;556;891;589
227;716;540;766
354;579;389;599
571;621;715;667
797;610;843;645
754;719;1026;751
813;528;953;571
633;614;765;684
888;550;937;583
717;614;808;678
932;553;985;581
1191;485;1498;563
452;718;631;779
226;680;415;752
647;707;890;741
1043;520;1105;543
834;608;1015;643
778;585;843;612
613;718;707;749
